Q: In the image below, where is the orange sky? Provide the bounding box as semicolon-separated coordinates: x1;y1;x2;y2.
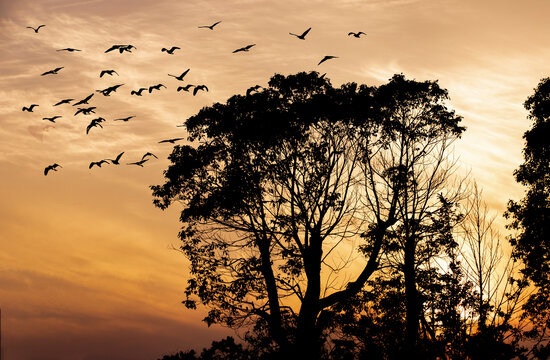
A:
0;0;549;359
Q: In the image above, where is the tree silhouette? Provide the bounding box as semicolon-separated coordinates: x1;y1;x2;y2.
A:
152;72;465;358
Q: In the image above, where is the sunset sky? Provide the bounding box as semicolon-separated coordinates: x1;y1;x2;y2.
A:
0;0;549;359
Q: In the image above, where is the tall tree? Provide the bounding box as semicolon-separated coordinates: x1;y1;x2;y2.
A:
152;72;464;358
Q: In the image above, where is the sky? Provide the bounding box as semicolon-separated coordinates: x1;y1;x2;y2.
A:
0;0;548;359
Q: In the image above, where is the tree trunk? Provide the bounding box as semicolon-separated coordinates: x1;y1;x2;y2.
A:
404;235;419;357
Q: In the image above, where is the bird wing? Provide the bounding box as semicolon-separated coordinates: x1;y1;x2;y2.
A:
245;44;255;50
115;152;124;162
212;21;221;27
232;48;244;53
44;167;51;175
105;45;120;53
100;70;106;77
301;27;312;37
193;87;199;96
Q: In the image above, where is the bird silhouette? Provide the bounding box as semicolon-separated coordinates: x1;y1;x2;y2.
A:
348;31;366;38
289;27;311;40
22;104;39;112
177;85;194;92
141;152;158;161
161;46;180;54
246;85;262;96
44;163;61;176
232;44;255;53
86;117;105;133
96;84;124;96
107;152;124;165
105;44;136;53
100;70;118;78
73;94;94;106
114;116;135;122
149;84;166;93
74;107;97;116
54;98;74;106
43;115;62;123
127;158;149;167
27;25;45;33
318;56;338;65
168;69;190;81
193;85;208;96
89;160;109;169
198;21;221;30
131;88;148;96
41;67;64;76
159;138;185;144
57;48;81;52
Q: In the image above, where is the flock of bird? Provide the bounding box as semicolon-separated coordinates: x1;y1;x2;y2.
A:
23;22;366;176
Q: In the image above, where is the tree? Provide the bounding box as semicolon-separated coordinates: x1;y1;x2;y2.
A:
506;77;550;355
151;72;464;358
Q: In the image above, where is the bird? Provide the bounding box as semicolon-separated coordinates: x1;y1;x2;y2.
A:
105;44;136;53
27;25;45;33
56;48;81;52
41;67;64;76
131;88;148;96
168;69;190;81
159;138;184;144
177;85;194;92
54;98;74;106
348;31;366;38
161;46;180;54
289;27;311;40
107;152;124;165
246;85;262;96
96;84;124;96
114;116;135;122
89;160;109;169
149;84;166;93
100;70;118;78
22;104;39;112
193;85;208;96
198;21;221;30
85;117;105;134
127;159;149;167
141;152;158;161
44;163;61;176
73;93;94;106
232;44;255;53
74;107;97;116
318;56;338;65
43;115;62;123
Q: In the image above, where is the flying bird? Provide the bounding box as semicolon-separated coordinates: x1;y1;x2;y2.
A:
74;107;97;116
177;85;194;92
44;163;61;176
193;85;208;96
127;159;149;167
43;115;62;123
198;21;221;30
289;27;311;40
348;31;366;38
161;46;180;54
22;104;39;112
85;117;105;134
158;138;184;144
107;152;124;165
100;70;118;77
89;160;109;169
54;98;73;106
168;69;190;81
73;93;94;106
246;85;262;96
41;67;64;76
114;116;135;122
105;44;136;53
131;88;148;96
141;152;158;161
318;56;338;65
56;48;81;52
27;25;45;33
149;84;166;93
96;84;124;96
232;44;255;53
